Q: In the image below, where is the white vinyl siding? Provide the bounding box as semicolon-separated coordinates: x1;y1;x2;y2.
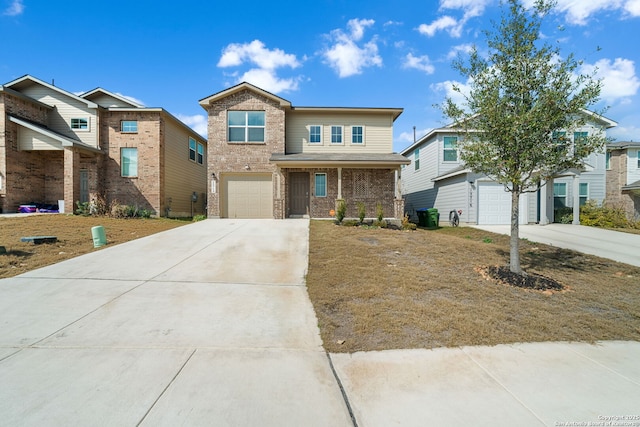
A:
17;127;64;150
285;111;395;154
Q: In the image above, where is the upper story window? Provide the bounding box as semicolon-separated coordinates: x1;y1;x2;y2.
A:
189;137;204;165
121;148;138;177
553;131;567;152
309;125;322;144
574;131;588;155
606;151;611;170
443;136;458;162
228;111;265;143
414;148;420;171
121;120;138;133
636;150;640;168
71;118;89;130
352;126;364;144
331;126;343;144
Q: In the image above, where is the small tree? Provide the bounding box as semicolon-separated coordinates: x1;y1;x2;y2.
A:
357;202;366;224
442;0;605;274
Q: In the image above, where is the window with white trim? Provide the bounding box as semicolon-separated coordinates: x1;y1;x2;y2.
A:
553;182;566;209
309;125;322;144
443;136;458;162
197;143;204;164
606;151;611;170
121;148;138;177
71;118;89;130
228;111;265;142
414;148;420;171
579;182;589;206
351;126;363;144
315;173;327;197
189;138;197;161
121;120;138;132
331;126;343;144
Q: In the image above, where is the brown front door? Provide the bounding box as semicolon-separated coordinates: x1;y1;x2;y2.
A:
289;172;309;216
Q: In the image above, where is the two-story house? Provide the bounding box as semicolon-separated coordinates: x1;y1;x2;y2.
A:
400;112;617;225
0;75;207;217
606;141;640;220
198;82;409;219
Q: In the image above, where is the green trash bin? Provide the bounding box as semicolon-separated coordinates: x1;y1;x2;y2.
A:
426;208;439;228
416;209;428;227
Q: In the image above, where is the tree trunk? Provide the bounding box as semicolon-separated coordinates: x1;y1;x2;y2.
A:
510;189;521;274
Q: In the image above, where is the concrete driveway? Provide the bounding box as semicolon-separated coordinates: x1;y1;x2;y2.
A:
0;219;353;426
471;223;640;267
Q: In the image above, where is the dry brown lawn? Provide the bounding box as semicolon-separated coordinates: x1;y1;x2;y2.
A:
306;220;640;353
0;214;186;278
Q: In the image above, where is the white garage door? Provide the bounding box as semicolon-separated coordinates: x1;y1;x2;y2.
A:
478;183;527;225
223;174;273;219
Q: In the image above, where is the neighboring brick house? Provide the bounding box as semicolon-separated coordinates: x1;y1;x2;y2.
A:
198;82;409;219
606;141;640;220
0;75;207;217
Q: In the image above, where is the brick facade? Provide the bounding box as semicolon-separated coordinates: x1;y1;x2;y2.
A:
201;83;405;220
100;110;162;214
606;148;640;220
204;89;285;218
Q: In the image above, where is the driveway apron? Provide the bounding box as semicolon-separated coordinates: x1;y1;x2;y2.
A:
0;219;353;426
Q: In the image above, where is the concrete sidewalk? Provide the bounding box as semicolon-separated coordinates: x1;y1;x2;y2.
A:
471;223;640;267
1;219;639;426
0;219;353;426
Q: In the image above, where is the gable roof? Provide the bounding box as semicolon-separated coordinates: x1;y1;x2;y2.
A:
81;88;144;108
8;115;102;153
199;81;292;108
3;74;98;109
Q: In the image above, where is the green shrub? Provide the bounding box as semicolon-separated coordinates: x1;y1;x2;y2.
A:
75;201;91;216
341;219;360;227
336;199;347;224
357;202;366;224
193;214;207;222
376;202;384;222
580;200;631;228
373;219;387;228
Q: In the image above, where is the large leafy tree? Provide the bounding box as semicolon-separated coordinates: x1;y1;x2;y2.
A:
442;0;605;274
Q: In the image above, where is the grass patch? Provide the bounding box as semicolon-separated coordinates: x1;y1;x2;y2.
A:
0;214;186;278
306;220;640;353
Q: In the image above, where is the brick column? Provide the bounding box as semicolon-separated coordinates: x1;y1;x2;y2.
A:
63;147;80;214
394;198;405;219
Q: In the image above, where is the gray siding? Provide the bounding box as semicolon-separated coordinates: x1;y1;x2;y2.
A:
434;176;471;223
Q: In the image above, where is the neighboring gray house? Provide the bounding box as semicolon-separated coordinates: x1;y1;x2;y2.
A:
400;112;617;225
606;141;640;220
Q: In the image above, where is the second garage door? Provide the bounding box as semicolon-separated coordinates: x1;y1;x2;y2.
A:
477;182;528;225
223;174;273;219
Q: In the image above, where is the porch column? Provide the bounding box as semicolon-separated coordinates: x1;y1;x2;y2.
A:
395;169;402;199
539;179;549;225
572;174;580;225
63;147;80;213
337;167;342;199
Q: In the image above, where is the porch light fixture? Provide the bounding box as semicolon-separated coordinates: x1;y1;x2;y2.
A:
244;164;250;170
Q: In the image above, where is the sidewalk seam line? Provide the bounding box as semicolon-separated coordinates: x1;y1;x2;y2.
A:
564;343;640;387
461;347;547;426
325;352;359;427
136;348;197;426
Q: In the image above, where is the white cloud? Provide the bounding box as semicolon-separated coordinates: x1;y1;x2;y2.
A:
581;58;640;103
176;114;208;138
431;79;472;109
397;128;432;144
322;18;383;78
218;40;300;70
418;16;462;38
402;53;435;74
439;0;491;18
446;43;474;60
217;40;302;93
522;0;640;25
3;0;24;16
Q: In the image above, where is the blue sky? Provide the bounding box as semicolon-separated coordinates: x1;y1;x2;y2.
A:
2;0;639;152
